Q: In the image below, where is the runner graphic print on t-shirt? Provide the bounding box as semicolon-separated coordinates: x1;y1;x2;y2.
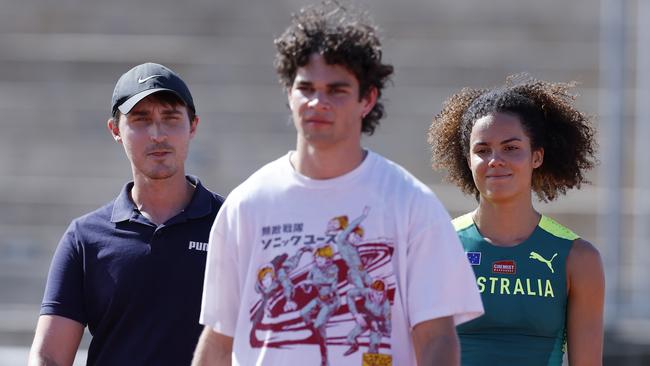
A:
249;207;395;366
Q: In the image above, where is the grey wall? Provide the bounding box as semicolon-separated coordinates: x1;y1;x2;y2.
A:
2;0;646;363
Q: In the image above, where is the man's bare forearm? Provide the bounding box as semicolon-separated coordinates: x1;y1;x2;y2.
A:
28;354;64;366
412;316;460;366
192;326;233;366
416;333;459;365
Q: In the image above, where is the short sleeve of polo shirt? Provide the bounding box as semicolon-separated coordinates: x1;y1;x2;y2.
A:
40;220;87;325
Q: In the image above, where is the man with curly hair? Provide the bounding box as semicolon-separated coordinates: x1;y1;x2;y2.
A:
193;2;482;366
428;75;604;365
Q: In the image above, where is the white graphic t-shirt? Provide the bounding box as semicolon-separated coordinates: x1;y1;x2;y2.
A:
200;151;483;366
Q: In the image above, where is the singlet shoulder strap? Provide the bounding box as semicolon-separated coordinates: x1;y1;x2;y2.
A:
452;212;474;231
538;215;580;240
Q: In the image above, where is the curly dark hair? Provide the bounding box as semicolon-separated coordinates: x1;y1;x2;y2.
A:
428;74;597;202
274;1;394;135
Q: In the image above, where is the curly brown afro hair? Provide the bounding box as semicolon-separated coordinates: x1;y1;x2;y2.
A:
428;74;597;202
273;1;394;135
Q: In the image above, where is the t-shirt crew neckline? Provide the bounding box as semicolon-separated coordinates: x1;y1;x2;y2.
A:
284;149;375;189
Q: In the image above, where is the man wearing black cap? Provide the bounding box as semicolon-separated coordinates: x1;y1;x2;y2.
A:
28;63;223;366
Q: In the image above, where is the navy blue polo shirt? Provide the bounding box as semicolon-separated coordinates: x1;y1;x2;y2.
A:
41;176;223;366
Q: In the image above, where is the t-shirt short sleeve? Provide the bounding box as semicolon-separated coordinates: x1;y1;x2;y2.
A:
199;198;243;336
405;194;484;327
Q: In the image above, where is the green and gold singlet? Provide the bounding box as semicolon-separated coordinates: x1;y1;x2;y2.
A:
454;214;576;366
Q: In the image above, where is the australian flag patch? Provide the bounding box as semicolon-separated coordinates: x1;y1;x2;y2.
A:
466;252;481;265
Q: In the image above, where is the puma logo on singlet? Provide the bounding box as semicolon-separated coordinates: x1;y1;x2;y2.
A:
529;252;558;273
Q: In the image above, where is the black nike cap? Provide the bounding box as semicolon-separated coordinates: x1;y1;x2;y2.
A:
111;62;195;115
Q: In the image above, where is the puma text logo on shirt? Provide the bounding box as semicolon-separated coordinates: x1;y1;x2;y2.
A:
189;241;208;252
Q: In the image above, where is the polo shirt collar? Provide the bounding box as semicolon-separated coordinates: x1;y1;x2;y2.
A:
184;175;214;220
110;175;213;223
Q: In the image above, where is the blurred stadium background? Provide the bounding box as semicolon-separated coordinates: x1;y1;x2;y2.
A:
0;0;648;364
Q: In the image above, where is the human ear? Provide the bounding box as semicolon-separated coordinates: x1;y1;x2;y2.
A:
189;116;200;138
107;118;122;143
361;87;378;118
286;87;294;111
532;148;544;168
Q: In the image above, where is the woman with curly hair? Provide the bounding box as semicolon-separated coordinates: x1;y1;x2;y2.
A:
428;75;604;366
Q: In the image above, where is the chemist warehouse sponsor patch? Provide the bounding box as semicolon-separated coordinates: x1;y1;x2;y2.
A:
492;260;516;274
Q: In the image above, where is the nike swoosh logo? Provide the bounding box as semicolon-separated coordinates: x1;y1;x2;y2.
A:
138;75;163;83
